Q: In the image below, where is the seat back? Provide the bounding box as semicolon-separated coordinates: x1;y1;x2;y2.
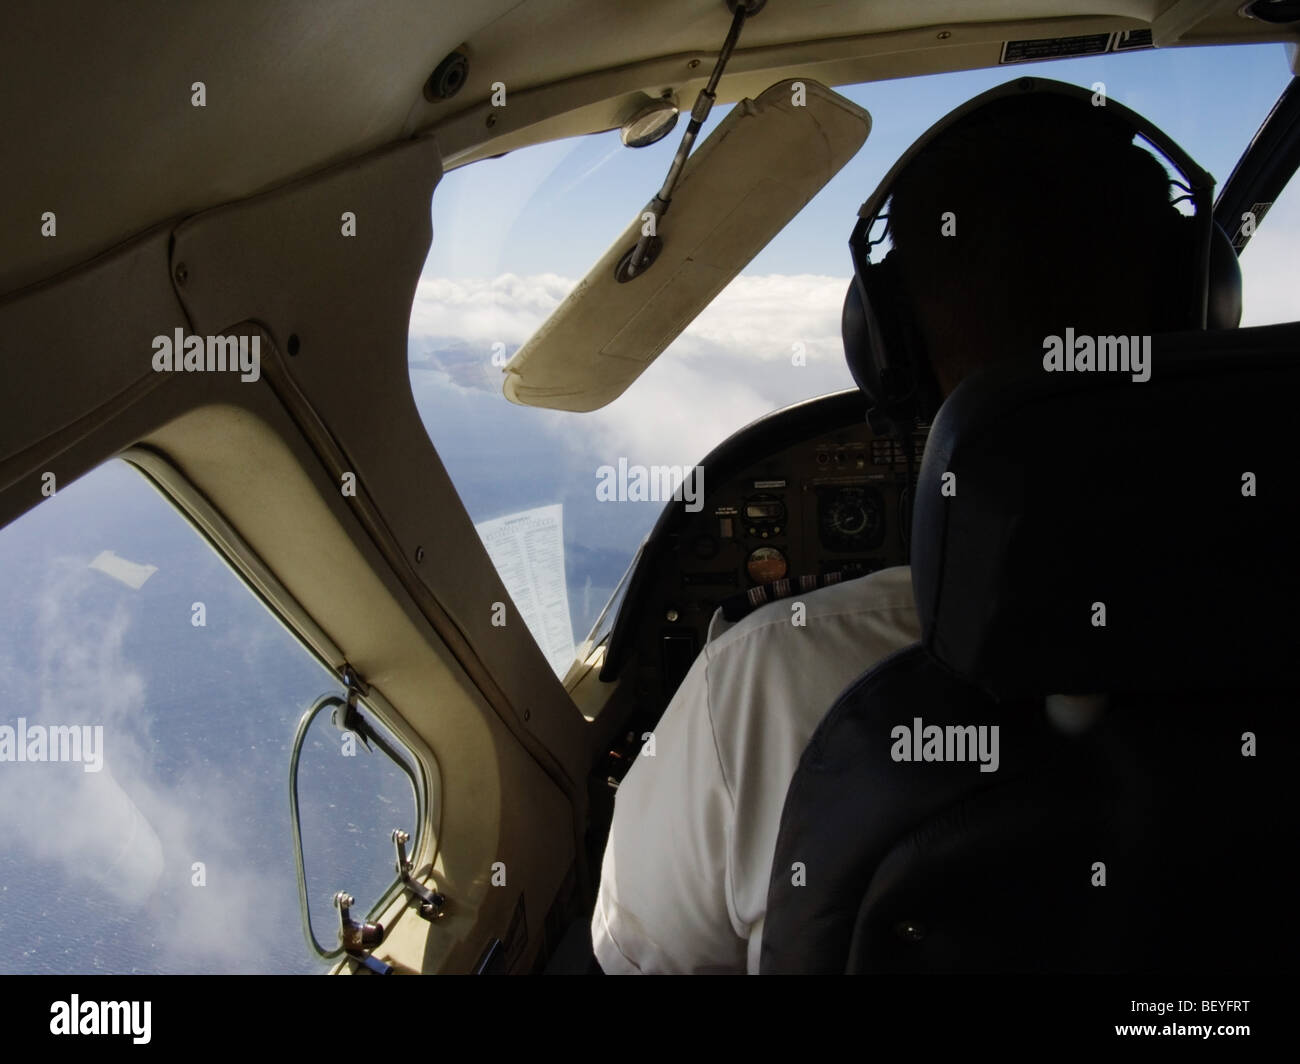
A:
761;323;1300;973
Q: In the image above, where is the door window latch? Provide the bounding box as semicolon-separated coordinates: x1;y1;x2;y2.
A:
335;891;392;975
392;829;446;920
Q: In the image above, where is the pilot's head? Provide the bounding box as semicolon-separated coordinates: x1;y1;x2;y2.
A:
886;90;1193;397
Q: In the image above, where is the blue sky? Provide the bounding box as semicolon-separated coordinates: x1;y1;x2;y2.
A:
425;42;1297;281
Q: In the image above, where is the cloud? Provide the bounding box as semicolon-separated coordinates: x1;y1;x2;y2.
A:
0;554;308;973
88;549;158;590
408;271;858;468
688;273;847;359
409;274;572;346
589;274;853;465
410;235;1300;470
0;561;163;905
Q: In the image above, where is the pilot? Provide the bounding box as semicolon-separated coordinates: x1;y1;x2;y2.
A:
592;83;1200;974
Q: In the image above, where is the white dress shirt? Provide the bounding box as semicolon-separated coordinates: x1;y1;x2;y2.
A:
592;565;921;974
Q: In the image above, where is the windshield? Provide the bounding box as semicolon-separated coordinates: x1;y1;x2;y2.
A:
409;43;1297;675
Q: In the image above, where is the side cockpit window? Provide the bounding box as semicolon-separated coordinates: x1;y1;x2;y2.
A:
0;458;420;972
1237;168;1300;327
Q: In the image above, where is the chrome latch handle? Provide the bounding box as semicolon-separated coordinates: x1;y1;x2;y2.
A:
392;829;446;920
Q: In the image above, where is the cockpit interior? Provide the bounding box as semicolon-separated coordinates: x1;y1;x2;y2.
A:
1;2;1296;1028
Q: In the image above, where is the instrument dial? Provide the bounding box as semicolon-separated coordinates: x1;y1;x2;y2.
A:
746;546;788;584
817;486;884;551
742;494;786;537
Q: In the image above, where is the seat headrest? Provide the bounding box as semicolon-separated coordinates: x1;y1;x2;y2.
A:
911;322;1300;697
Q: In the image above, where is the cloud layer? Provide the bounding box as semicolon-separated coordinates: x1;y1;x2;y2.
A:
409;272;857;470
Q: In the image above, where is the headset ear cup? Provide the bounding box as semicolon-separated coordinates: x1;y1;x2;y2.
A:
842;254;904;415
871;252;943;424
844;251;942;431
842;277;877;398
873;252;907;395
1162;215;1241;330
863;253;910;413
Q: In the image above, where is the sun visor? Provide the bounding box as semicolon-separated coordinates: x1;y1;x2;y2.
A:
502;79;871;412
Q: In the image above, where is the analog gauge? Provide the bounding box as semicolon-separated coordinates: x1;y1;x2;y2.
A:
747;546;788;584
828;495;870;537
817;486;885;552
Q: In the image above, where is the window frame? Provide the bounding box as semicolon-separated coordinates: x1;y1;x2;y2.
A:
122;446;441;965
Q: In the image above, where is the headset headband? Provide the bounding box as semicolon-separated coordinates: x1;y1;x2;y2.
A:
849;76;1216;330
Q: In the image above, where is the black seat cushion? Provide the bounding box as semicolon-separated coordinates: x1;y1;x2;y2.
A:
761;645;1286;973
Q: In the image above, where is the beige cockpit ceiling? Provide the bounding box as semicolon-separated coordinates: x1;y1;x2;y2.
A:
2;0;1297;299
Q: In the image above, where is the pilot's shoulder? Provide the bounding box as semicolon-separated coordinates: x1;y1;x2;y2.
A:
703;565;918;657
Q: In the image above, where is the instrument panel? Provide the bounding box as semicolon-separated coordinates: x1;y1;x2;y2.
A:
667;430;922;646
600;391;927;717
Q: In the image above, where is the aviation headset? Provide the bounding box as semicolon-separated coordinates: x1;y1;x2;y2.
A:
844;76;1243;438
